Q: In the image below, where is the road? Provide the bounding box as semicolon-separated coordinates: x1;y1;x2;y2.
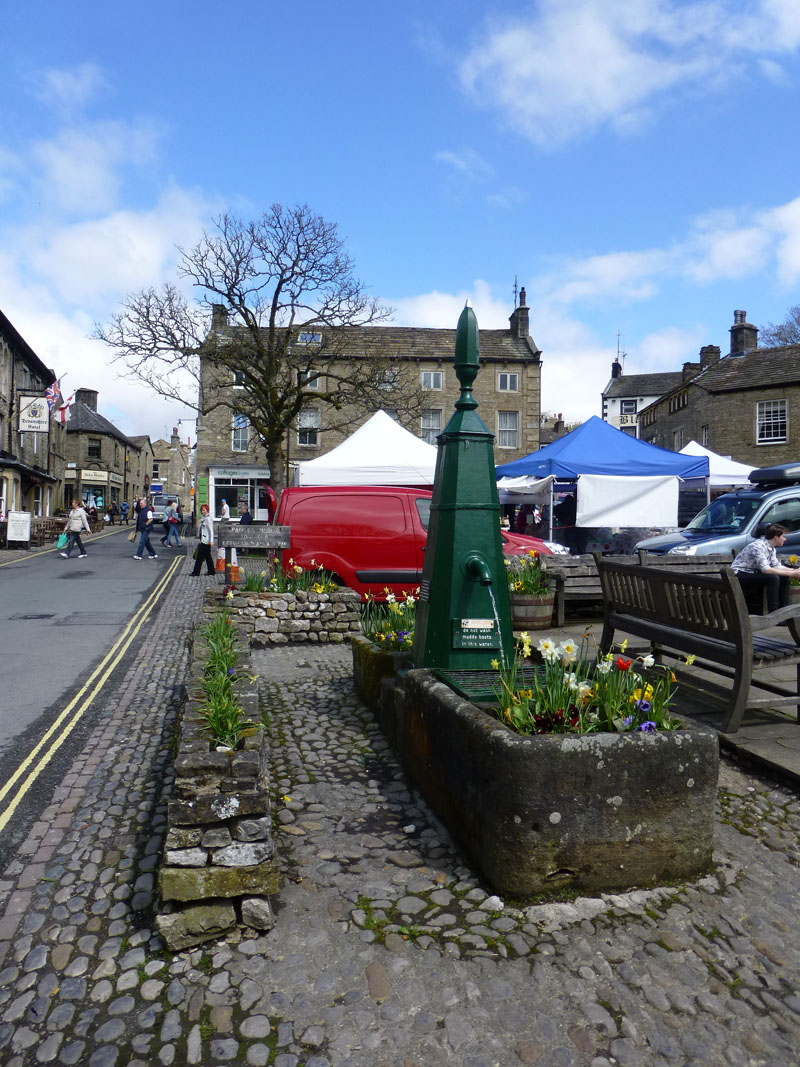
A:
0;525;186;861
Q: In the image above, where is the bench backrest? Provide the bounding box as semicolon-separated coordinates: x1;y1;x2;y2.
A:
595;555;747;640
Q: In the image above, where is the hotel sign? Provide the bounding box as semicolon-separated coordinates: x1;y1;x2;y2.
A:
18;396;49;432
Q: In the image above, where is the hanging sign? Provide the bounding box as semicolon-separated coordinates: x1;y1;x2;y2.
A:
18;396;50;432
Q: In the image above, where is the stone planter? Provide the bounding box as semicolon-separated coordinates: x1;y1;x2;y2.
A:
351;634;414;741
509;591;555;630
377;668;719;898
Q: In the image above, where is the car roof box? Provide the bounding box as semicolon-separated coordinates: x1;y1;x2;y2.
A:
749;461;800;486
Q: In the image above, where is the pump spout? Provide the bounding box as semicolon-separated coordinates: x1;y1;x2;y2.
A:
463;553;493;586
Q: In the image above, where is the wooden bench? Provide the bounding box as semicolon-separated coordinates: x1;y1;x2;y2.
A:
542;552;736;626
595;554;800;734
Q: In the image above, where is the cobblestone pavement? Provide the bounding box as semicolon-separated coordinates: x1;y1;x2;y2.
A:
1;571;800;1065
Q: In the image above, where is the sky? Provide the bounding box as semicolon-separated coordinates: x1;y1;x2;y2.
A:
2;0;800;445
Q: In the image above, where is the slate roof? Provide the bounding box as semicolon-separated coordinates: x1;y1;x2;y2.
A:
213;322;541;363
67;401;132;445
691;344;800;393
604;371;685;398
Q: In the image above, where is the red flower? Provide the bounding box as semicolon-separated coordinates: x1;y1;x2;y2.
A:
615;656;633;671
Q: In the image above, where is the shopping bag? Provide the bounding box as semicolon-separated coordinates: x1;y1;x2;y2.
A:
127;529;137;542
56;532;68;550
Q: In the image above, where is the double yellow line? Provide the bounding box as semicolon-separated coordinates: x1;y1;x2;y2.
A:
0;556;182;833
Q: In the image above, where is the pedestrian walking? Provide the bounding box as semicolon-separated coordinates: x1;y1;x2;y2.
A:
191;503;216;576
238;501;253;525
60;499;91;558
162;501;181;548
120;500;130;524
220;498;231;521
133;496;158;560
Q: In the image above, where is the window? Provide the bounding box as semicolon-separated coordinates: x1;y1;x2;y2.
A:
620;425;637;436
152;462;160;479
233;370;245;388
300;369;322;391
232;414;249;452
421;371;443;391
497;411;519;449
498;372;519;392
88;437;101;459
298;409;320;446
421;408;442;445
297;331;322;345
701;424;709;446
620;399;637;414
757;399;787;444
673;428;684;450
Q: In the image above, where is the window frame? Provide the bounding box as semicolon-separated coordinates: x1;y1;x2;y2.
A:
421;407;442;445
232;413;249;452
297;331;322;345
421;370;443;391
87;437;102;459
497;372;519;393
756;399;787;445
497;410;519;450
297;409;320;447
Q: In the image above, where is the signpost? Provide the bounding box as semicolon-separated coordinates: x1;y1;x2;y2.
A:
6;510;32;545
216;523;291;585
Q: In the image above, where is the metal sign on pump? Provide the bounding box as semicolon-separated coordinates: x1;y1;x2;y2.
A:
412;302;514;670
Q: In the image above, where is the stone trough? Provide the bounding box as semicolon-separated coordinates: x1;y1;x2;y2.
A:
353;636;719;898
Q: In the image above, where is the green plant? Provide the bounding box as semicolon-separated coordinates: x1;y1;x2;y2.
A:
505;549;550;595
491;632;683;735
360;589;418;651
199;604;252;748
267;557;338;594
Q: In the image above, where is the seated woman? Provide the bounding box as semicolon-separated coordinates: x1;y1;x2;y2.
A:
731;523;800;613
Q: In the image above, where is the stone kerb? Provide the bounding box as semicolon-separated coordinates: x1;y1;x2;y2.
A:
156;622;279;951
203;586;362;646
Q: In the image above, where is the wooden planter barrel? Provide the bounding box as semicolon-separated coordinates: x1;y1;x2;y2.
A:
509;592;555;630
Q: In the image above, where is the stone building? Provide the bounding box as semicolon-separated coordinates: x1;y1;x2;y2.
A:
0;308;65;518
601;360;686;437
151;428;193;502
195;290;543;519
638;310;800;466
64;389;152;511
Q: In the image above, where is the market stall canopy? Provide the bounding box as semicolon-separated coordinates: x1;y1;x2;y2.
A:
576;474;679;527
496;474;555;503
296;409;438;486
495;416;709;482
678;440;754;487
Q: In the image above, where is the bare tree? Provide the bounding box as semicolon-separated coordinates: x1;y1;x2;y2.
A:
759;304;800;348
95;204;420;492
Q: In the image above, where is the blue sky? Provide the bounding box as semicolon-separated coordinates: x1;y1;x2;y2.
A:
2;0;800;444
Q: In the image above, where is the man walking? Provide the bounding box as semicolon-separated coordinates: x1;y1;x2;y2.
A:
133;497;158;560
161;501;181;548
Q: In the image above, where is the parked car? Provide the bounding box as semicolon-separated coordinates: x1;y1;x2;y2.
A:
274;485;568;600
635;462;800;556
151;493;181;524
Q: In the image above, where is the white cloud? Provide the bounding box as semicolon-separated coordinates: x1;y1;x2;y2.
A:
34;62;108;112
435;148;493;183
458;0;800;147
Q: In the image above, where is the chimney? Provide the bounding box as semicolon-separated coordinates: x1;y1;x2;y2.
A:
171;427;180;447
509;286;530;339
554;413;564;435
682;361;701;382
74;388;98;412
211;303;228;331
729;310;758;355
699;344;721;369
611;357;622;379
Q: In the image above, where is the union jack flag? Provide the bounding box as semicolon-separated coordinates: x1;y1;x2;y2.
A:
44;378;63;412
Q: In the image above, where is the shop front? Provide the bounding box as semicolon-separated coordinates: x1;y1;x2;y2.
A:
205;465;272;521
64;468;123;511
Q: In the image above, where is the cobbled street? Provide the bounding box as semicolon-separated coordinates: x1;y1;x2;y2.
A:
1;569;800;1066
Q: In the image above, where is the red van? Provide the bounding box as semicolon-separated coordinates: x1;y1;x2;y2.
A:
275;485;563;600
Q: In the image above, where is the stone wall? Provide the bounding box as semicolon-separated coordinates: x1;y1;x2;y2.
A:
156;623;279;950
204;586;361;646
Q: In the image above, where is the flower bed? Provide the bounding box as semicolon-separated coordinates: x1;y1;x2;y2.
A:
156;609;279;950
